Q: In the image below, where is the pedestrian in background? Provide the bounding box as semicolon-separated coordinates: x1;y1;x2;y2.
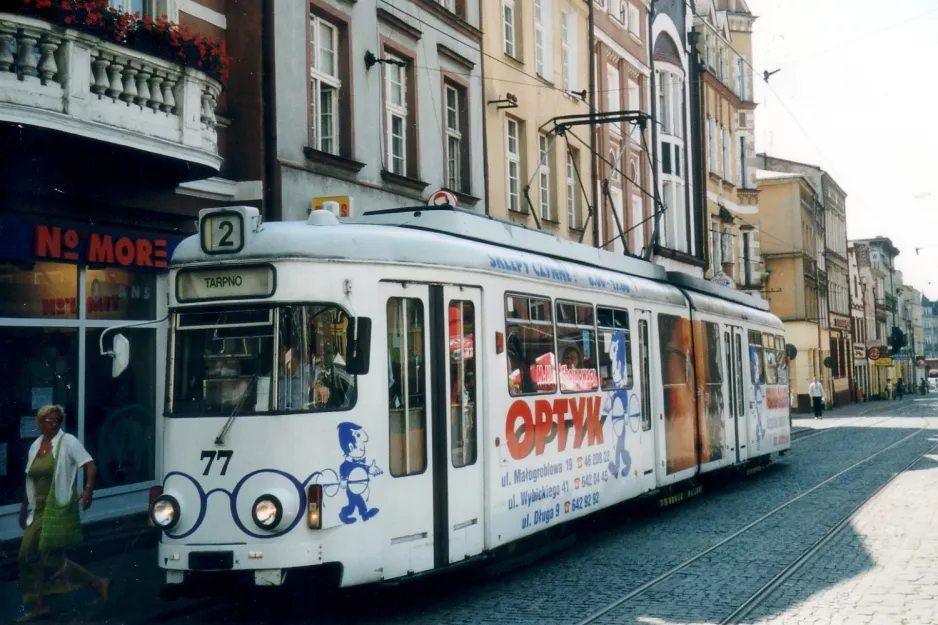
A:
896;378;905;400
15;405;111;623
808;377;825;419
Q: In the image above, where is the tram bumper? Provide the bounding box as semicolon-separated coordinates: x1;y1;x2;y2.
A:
158;541;340;597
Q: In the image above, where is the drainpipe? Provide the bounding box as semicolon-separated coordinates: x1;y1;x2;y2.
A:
646;0;660;260
588;0;598;247
262;0;281;221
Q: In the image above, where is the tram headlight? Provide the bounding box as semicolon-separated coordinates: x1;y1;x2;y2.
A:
151;495;180;530
252;495;283;529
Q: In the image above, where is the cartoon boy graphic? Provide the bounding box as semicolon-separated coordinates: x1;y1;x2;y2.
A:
605;331;635;479
337;422;383;524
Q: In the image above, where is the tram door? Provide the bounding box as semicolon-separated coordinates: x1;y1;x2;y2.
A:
726;325;748;463
439;287;485;564
381;282;485;577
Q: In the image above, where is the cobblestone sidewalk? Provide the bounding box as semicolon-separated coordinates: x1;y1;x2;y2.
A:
750;446;938;625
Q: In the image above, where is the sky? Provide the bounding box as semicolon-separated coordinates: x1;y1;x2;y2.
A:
746;0;938;300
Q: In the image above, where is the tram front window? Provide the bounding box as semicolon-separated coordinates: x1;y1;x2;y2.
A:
170;305;357;416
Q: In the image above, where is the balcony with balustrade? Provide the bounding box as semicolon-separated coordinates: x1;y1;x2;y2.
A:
0;4;226;191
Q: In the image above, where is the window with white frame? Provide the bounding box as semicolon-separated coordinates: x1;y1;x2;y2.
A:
310;15;341;155
656;65;688;254
607;63;621;135
630;161;643;253
436;0;456;12
506;118;522;212
109;0;146;16
711;221;721;275
628;2;640;37
567;149;579;228
385;56;408;176
708;117;717;173
628;79;640;143
722;226;734;269
722;126;731;182
562;10;578;93
738;134;748;188
539;133;552;220
445;83;464;192
534;0;553;80
503;0;518;58
736;55;747;100
657;72;671;134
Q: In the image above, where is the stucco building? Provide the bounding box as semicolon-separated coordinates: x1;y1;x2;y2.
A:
482;0;592;242
592;0;651;255
693;0;760;296
754;170;830;412
273;0;486;220
758;155;851;404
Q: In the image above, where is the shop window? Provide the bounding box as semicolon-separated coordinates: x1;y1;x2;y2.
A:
0;328;78;506
505;294;557;395
388;297;427;477
85;267;156;320
556;301;598;393
0;262;78;319
449;300;476;468
85;328;156;488
597;306;633;390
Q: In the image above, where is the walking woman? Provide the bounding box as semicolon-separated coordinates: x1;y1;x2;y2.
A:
16;405;110;622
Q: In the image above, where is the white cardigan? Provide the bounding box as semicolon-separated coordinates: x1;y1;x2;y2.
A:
23;430;92;528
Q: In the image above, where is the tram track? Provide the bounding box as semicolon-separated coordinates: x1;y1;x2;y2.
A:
573;417;934;625
790;399;922;443
720;426;938;624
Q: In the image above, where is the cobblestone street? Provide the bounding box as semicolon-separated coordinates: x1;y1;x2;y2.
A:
4;398;938;625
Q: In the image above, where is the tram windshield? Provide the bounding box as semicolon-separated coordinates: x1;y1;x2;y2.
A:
169;304;357;417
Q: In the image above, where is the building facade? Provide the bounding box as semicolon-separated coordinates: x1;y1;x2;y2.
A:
0;0;257;539
649;0;703;276
848;243;877;399
592;0;652;255
758;155;851;404
481;0;591;241
693;0;760;296
754;170;829;412
852;238;900;396
923;297;938;361
273;0;486;222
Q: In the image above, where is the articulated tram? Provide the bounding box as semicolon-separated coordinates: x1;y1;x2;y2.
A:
130;204;790;593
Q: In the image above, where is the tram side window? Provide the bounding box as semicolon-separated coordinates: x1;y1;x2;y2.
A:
449;300;477;468
277;305;358;412
556;301;599;393
775;335;789;384
597;306;633;391
387;298;427;477
762;333;779;385
748;330;766;385
637;318;652;431
505;294;557;396
696;321;724;405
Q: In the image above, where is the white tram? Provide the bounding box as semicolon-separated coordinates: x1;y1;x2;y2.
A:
122;204;790;594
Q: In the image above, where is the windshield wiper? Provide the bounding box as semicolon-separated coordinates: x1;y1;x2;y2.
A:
214;375;258;445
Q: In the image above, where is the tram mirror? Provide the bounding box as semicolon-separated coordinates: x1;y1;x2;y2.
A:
346;318;372;376
112;333;130;378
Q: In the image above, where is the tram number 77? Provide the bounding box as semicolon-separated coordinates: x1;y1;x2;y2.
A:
200;450;234;476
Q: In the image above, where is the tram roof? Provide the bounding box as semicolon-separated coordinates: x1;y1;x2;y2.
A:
172;205;771;316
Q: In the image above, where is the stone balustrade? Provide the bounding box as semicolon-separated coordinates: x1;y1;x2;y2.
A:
0;13;222;171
